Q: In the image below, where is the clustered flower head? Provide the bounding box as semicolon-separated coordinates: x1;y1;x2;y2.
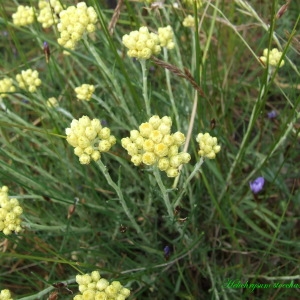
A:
122;26;161;60
66;116;116;165
260;48;284;68
183;15;196;28
196;133;221;159
37;0;64;28
183;0;203;8
73;271;130;300
158;26;175;50
46;97;58;107
57;2;98;51
15;69;42;93
0;186;23;236
122;115;191;177
75;84;95;101
12;5;35;26
0;289;13;300
0;78;15;98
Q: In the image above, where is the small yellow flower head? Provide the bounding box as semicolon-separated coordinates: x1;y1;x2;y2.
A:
260;48;284;68
46;97;58;108
12;5;35;26
0;289;13;300
196;133;221;159
74;271;130;299
183;15;196;28
122;115;190;177
183;0;203;8
37;0;64;28
75;84;95;101
65;116;116;164
122;26;161;60
15;69;42;93
0;186;23;235
57;2;98;51
0;78;15;98
158;26;175;50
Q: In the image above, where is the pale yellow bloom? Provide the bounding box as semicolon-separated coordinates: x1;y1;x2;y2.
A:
0;78;15;98
57;2;98;51
122;26;161;59
65;116;116;164
46;97;58;107
158;26;175;49
37;0;64;28
0;186;23;235
75;84;95;101
260;48;284;68
183;15;196;28
196;133;221;159
16;69;41;93
74;271;130;299
122;115;190;177
12;5;35;26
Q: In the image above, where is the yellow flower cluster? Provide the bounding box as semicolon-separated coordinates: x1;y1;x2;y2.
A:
196;133;221;159
66;116;116;165
122;115;191;177
183;0;203;8
122;26;161;60
183;15;196;28
0;186;23;236
0;78;15;98
46;97;58;107
158;26;175;50
75;84;95;101
73;271;130;300
260;48;284;68
15;69;42;93
12;5;35;26
0;289;13;300
57;2;98;51
37;0;64;28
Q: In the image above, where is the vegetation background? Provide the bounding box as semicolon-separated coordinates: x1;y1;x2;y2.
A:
0;0;299;299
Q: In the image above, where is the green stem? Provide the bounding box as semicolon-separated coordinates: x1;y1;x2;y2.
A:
153;166;174;220
174;157;204;207
96;160;144;239
140;59;151;117
163;47;180;130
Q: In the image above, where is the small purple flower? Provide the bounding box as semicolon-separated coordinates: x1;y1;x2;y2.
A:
249;177;265;194
267;110;277;119
164;246;171;260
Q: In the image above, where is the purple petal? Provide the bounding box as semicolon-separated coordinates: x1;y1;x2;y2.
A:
249;177;265;194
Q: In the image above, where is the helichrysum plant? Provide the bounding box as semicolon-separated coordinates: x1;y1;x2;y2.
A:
122;115;191;177
12;5;35;26
57;2;98;52
37;0;64;28
74;84;95;101
259;48;285;68
46;97;58;108
73;271;130;300
0;289;13;300
183;15;196;28
122;26;161;60
196;133;221;159
158;26;175;49
65;116;116;165
0;186;23;236
183;0;203;8
15;69;42;93
0;78;15;98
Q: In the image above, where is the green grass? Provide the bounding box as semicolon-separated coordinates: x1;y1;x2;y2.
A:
0;0;299;299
